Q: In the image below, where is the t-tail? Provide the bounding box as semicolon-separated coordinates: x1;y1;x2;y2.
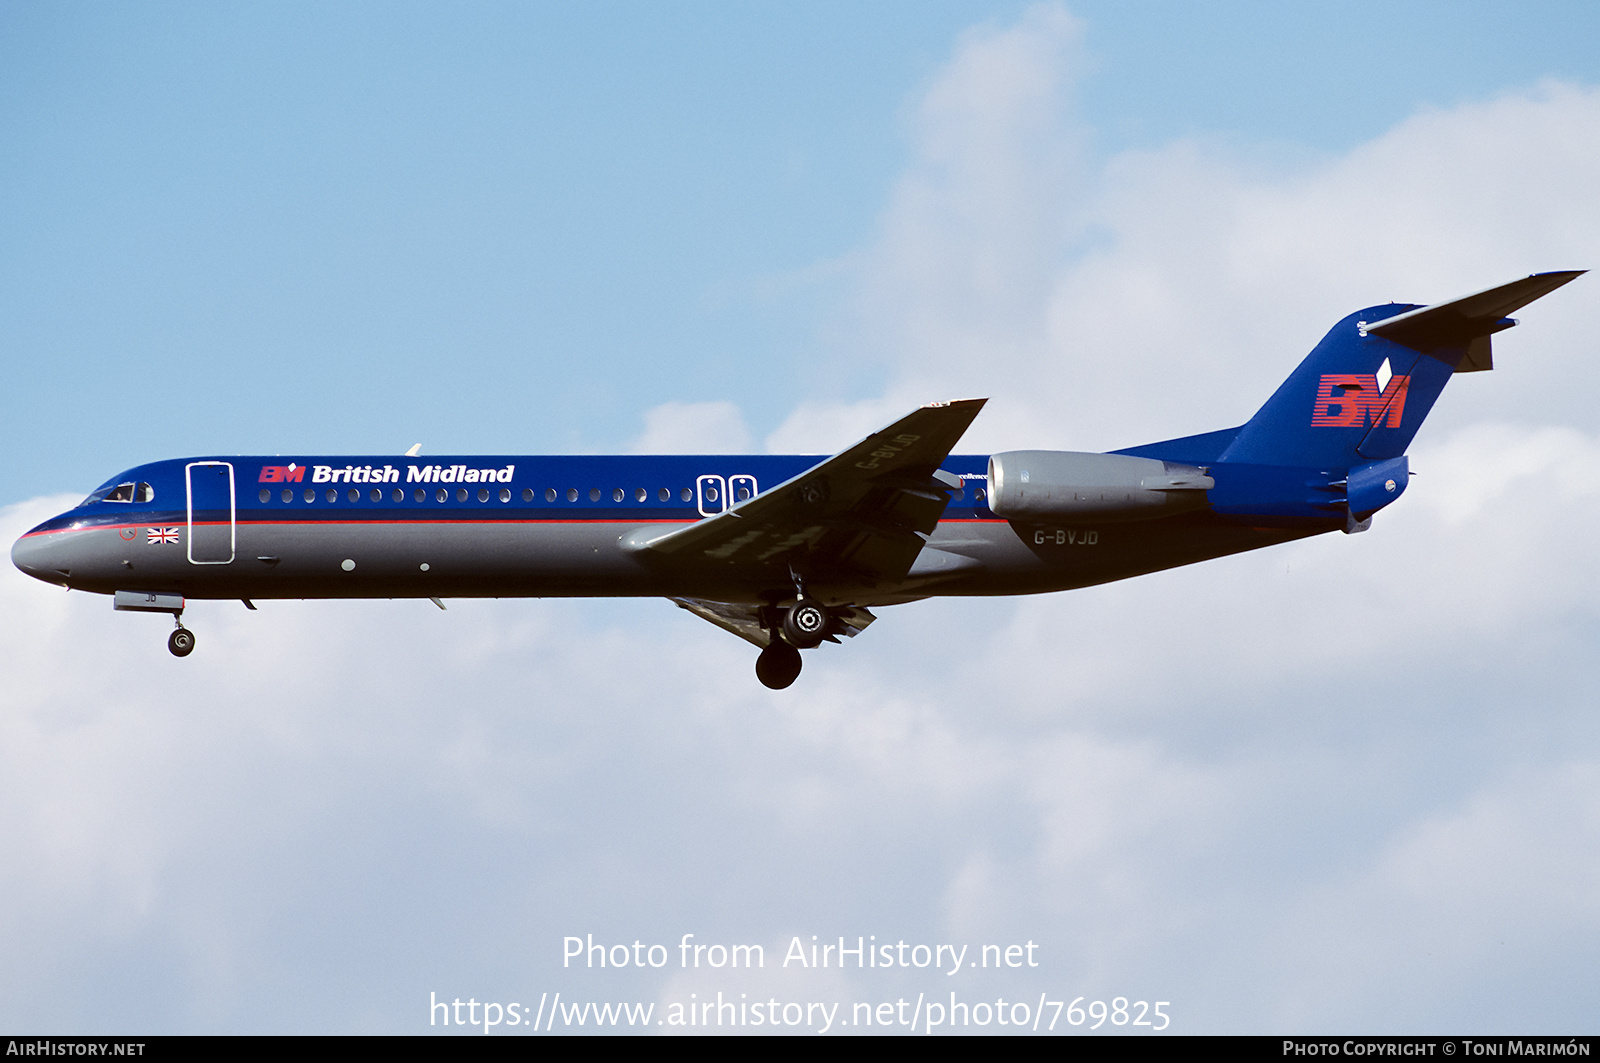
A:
1221;271;1584;469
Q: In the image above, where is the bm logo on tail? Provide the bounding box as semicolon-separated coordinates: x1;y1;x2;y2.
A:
1312;357;1409;428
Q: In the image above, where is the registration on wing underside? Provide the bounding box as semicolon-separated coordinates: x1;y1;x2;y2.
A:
626;399;987;584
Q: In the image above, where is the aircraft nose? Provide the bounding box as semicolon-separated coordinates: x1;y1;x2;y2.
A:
11;531;67;586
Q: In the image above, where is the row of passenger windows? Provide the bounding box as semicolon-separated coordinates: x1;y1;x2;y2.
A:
252;484;985;505
256;486;726;505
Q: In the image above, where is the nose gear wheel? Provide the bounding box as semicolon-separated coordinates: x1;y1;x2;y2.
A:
168;625;196;657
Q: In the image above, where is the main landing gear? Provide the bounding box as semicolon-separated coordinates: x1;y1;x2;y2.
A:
168;617;196;657
755;640;802;690
755;574;832;690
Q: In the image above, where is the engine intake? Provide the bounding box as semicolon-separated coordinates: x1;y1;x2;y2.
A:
987;451;1214;522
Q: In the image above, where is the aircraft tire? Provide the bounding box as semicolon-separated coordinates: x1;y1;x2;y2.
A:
781;598;829;649
168;628;196;657
755;641;803;690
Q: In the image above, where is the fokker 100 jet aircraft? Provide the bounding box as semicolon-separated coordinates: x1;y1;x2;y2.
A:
12;272;1584;688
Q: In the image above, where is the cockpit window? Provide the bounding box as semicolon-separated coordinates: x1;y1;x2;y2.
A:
81;481;153;506
86;482;138;505
81;481;152;506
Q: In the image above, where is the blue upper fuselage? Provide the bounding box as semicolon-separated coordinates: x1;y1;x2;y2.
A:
23;452;1005;538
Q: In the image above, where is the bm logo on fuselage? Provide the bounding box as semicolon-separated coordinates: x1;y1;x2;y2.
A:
1311;373;1409;428
258;465;307;483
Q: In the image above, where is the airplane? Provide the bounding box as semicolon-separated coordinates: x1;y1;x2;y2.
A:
11;271;1584;689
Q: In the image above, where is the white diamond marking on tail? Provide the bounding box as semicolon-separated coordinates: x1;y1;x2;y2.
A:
1375;357;1393;394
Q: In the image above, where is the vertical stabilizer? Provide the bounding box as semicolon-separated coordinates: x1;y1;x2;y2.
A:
1220;272;1583;467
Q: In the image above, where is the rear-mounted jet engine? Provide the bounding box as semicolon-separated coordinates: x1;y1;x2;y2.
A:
987;451;1214;522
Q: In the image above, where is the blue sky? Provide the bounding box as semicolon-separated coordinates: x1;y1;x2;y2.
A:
5;1;1600;499
4;1;1600;1035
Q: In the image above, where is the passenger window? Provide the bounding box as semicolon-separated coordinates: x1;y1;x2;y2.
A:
348;488;360;502
371;488;383;502
456;488;468;502
136;483;155;502
635;487;647;502
499;488;511;503
589;488;600;502
304;488;316;503
436;488;447;503
544;488;556;502
524;488;535;502
658;487;670;502
259;488;271;503
326;489;338;503
282;489;294;503
478;488;489;502
736;486;750;501
612;488;624;502
393;488;405;502
566;488;578;502
973;488;986;501
414;488;426;502
680;487;692;502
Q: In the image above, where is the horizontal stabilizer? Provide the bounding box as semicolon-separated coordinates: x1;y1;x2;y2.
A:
1362;270;1584;370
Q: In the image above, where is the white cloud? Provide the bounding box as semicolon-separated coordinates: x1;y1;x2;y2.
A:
630;401;754;454
779;65;1600;456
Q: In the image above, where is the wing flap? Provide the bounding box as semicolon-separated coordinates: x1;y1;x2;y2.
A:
671;597;773;648
670;597;877;648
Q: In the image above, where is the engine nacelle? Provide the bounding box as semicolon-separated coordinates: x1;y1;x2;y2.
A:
987;451;1214;522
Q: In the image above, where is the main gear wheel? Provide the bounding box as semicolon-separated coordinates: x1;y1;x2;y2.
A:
781;597;829;649
755;640;803;689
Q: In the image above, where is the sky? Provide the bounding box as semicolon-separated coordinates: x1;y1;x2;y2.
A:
3;0;1600;1035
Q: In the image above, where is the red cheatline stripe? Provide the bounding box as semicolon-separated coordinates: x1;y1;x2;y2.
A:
20;514;1009;536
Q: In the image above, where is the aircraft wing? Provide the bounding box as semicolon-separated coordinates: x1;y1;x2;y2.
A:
630;398;987;587
670;597;876;648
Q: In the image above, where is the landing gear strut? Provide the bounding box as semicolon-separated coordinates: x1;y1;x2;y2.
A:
168;617;195;657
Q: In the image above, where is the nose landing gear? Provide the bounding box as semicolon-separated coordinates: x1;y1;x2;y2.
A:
112;592;196;658
168;617;195;657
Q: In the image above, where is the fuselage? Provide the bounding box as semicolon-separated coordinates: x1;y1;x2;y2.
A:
13;273;1578;686
12;450;1331;608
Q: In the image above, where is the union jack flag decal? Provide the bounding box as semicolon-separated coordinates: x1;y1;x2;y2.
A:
148;527;179;545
